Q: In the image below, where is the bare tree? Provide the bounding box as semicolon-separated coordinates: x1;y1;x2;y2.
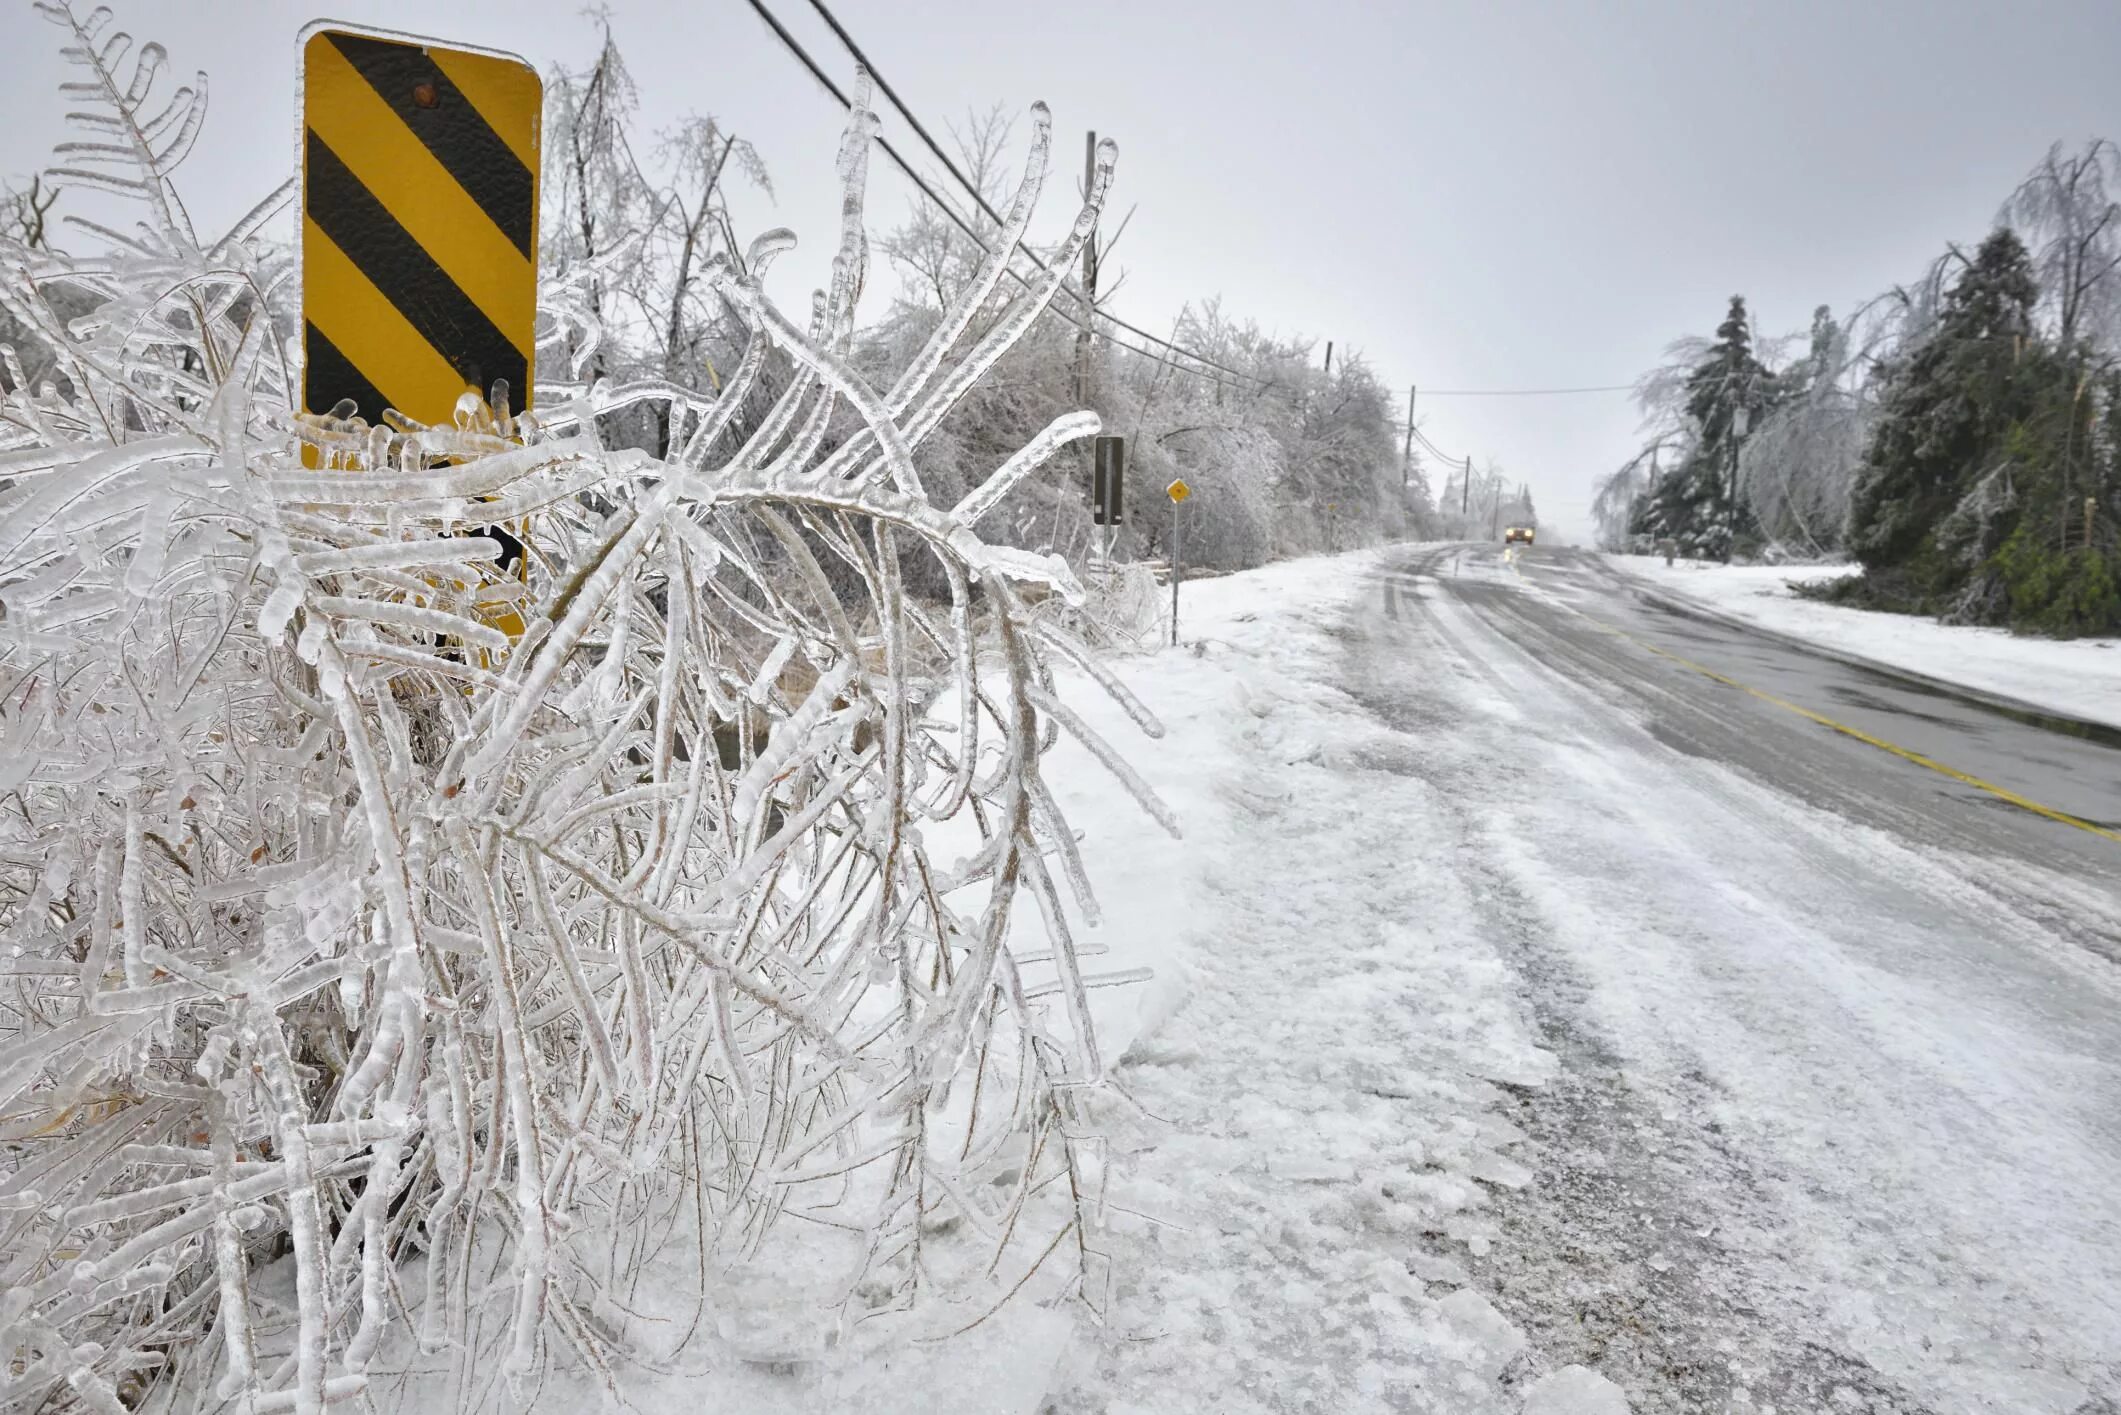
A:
541;26;771;458
541;25;654;385
878;105;1016;313
3;174;59;250
2001;139;2121;352
1736;306;1869;555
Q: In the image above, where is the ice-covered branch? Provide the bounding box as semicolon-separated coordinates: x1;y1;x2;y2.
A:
0;22;1153;1415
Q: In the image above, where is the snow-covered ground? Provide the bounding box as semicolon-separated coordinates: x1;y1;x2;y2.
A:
1605;554;2121;729
364;544;2118;1412
1044;551;1609;1412
356;551;1618;1414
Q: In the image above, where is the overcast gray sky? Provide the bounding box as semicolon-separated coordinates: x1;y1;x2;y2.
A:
4;0;2117;539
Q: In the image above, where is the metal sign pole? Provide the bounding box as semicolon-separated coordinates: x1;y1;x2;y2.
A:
1164;477;1190;646
1092;434;1125;580
1170;495;1182;647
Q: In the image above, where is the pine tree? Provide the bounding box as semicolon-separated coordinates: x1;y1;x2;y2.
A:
1685;296;1774;445
2099;372;2121;503
1842;227;2121;632
1627;296;1777;558
1686;296;1779;557
1847;229;2041;588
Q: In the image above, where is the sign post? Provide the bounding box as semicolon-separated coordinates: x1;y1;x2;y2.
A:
1092;434;1125;573
1166;478;1191;647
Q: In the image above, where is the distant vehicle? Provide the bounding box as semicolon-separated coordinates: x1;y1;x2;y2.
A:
1504;525;1536;546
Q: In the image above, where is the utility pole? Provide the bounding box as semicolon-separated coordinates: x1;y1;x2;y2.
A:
1077;129;1103;566
1402;385;1416;489
1727;434;1737;564
1724;403;1746;565
1323;340;1333;378
1462;456;1472;518
1075;129;1098;407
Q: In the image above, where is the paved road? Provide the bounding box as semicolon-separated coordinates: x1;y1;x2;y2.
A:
1350;543;2121;1413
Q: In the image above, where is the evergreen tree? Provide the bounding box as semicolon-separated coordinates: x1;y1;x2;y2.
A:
1685;296;1777;556
1839;227;2120;632
1626;295;1777;558
2099;372;2121;502
1847;229;2041;585
1686;296;1775;446
1797;304;1839;397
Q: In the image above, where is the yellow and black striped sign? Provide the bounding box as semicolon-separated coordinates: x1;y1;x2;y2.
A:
300;27;541;429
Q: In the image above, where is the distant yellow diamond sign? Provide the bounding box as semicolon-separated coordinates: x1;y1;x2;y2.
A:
1166;478;1192;504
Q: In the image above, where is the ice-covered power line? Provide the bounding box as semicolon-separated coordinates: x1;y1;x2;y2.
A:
796;0;1269;388
1416;383;1637;396
1412;424;1467;467
747;0;1270;391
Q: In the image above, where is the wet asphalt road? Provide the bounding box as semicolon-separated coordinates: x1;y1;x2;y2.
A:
1353;543;2121;1412
1409;543;2121;915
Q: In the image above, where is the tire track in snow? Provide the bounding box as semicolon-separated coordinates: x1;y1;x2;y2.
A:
1051;574;1561;1414
1354;545;2121;1414
1342;555;1932;1413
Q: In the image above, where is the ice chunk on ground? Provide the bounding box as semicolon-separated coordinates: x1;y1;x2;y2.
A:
1435;1289;1528;1379
1520;1364;1632;1414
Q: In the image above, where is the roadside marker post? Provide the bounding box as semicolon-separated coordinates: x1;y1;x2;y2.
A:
1092;434;1125;574
298;23;542;641
1166;478;1191;646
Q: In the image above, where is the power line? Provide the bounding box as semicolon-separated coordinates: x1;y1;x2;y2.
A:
1416;383;1637;396
1411;425;1465;467
742;0;1211;382
798;0;1268;388
747;0;1267;391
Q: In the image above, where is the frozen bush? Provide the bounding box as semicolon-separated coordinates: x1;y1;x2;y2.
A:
0;8;1171;1411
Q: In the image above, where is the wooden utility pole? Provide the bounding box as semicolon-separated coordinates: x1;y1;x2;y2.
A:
1077;129;1102;560
1076;129;1098;405
1402;385;1416;488
1323;340;1334;378
1462;456;1472;517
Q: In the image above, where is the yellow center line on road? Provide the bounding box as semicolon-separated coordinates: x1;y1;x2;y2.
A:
1494;553;2120;844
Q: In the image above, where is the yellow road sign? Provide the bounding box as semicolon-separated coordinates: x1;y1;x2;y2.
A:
300;25;543;651
300;25;541;430
1166;478;1191;504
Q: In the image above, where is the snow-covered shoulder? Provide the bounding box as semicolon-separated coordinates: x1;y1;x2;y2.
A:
1606;554;2121;731
1035;546;1570;1411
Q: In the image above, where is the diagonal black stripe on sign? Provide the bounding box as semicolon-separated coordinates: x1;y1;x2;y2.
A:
327;31;534;258
305;320;391;424
306;131;527;414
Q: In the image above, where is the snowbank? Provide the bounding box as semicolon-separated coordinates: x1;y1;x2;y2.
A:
1034;549;1576;1412
1606;554;2121;730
